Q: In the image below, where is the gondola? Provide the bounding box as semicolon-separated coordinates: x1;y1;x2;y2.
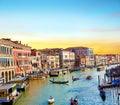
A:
100;90;106;101
98;87;106;101
86;75;92;80
70;96;78;105
72;76;79;81
49;80;69;84
72;78;79;81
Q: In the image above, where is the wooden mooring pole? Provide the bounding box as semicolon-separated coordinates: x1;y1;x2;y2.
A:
98;75;100;86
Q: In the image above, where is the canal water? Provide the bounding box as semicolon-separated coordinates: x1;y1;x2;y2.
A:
15;67;120;105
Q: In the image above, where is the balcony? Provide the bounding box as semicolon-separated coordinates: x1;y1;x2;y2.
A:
18;55;28;58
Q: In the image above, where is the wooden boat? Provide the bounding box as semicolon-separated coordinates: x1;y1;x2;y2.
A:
99;89;106;101
8;76;29;92
72;76;79;81
70;97;78;105
86;75;92;80
99;84;112;88
97;66;104;71
72;78;79;81
49;80;69;84
98;86;106;101
48;96;54;104
0;83;19;105
84;68;91;72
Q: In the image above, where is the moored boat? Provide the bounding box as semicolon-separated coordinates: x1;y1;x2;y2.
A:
48;96;54;104
97;66;104;71
98;86;106;101
0;83;20;105
8;76;29;92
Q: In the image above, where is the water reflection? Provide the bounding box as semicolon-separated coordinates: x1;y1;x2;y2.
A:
48;103;54;105
14;67;120;105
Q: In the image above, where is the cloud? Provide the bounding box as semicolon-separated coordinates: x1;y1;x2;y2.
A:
80;27;120;32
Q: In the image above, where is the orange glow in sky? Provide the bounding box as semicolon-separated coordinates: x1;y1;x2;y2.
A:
24;39;120;54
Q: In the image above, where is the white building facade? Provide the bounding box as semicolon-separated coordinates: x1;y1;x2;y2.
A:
59;51;75;69
0;39;15;83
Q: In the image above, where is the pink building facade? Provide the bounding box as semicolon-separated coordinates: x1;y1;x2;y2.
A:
13;42;32;76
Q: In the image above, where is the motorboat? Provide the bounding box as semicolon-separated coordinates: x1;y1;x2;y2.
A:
86;75;92;80
48;96;54;104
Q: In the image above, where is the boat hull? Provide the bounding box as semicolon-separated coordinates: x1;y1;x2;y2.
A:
49;80;69;84
48;98;54;104
100;93;106;101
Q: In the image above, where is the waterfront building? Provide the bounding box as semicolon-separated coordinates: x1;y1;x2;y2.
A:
41;54;48;70
13;41;32;76
1;38;32;76
65;46;94;68
105;54;118;65
31;49;42;72
94;54;107;66
47;54;60;69
55;53;60;69
65;46;93;56
59;51;75;69
79;55;86;68
116;54;120;63
47;55;56;69
40;48;63;55
31;56;41;73
40;48;61;70
0;39;14;83
86;55;95;67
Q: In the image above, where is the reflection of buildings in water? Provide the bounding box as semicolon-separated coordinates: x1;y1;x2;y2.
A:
28;80;48;95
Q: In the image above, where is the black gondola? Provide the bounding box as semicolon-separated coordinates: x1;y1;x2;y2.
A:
72;76;79;81
70;96;78;105
100;91;106;101
72;78;79;81
98;86;106;101
49;80;69;84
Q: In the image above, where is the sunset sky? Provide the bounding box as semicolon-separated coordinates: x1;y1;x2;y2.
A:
0;0;120;54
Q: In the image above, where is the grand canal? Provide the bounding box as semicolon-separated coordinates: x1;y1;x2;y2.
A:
15;66;120;105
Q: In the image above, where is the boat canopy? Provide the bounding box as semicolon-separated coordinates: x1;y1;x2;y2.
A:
112;79;120;86
0;83;16;90
8;76;28;83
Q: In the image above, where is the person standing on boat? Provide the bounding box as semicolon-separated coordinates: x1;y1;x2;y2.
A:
74;96;78;102
50;96;53;99
98;85;105;95
74;96;78;105
70;97;74;105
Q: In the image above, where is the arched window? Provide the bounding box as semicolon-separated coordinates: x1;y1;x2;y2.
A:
5;71;8;82
9;71;11;80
